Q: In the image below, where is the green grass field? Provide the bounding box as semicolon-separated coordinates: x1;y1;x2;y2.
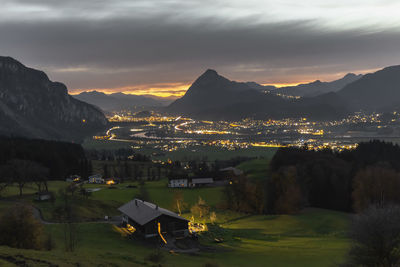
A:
0;178;350;266
0;208;350;266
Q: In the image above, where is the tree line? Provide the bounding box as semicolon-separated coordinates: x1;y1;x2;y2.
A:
224;140;400;214
0;136;89;196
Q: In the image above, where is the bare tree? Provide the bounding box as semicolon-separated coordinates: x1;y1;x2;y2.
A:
53;187;79;252
3;160;48;196
345;205;400;267
353;165;400;212
172;191;187;215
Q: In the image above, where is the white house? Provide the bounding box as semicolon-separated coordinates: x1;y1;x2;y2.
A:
88;174;104;184
168;179;188;188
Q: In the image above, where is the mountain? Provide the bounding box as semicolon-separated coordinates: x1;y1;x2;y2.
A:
167;69;347;120
337;65;400;111
273;73;362;97
73;91;173;112
0;56;108;141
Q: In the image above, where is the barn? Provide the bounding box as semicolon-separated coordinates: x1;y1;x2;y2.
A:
118;199;189;239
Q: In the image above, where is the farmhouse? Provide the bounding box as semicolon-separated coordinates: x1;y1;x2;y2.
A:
118;199;189;239
168;178;188;188
88;174;104;184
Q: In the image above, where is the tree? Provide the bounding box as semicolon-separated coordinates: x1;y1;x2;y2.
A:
0;164;12;196
353;165;400;212
268;166;303;214
172;191;188;215
0;204;43;249
345;205;400;267
191;197;210;220
4;159;48;196
53;187;79;252
103;164;109;179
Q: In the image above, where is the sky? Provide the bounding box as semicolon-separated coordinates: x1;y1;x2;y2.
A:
1;0;400;97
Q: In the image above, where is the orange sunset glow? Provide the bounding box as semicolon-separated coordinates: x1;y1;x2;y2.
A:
69;82;191;98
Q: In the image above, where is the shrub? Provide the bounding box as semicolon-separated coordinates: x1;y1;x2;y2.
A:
345;205;400;266
0;204;43;249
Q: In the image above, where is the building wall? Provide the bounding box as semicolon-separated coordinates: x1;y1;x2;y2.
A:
123;214;188;238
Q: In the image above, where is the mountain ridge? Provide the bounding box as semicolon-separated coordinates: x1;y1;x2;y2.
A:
0;56;108;141
167;69;348;120
73;90;173;112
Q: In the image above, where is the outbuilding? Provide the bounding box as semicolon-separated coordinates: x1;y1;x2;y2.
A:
190;178;214;187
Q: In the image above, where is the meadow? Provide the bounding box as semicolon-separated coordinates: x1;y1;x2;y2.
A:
0;176;350;266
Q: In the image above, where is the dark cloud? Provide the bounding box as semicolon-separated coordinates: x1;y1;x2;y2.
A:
0;1;400;93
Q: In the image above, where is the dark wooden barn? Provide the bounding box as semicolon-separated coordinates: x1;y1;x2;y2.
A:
118;199;189;239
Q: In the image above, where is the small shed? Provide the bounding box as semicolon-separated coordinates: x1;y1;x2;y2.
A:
118;199;189;238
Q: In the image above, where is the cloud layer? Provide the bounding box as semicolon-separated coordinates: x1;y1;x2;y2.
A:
1;0;400;95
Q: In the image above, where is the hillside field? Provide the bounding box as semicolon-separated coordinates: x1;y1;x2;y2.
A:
0;179;350;266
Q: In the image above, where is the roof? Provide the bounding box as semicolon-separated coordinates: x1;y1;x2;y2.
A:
191;178;214;184
220;167;244;176
118;199;189;226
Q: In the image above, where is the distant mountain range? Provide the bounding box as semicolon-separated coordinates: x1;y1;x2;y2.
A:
167;66;400;120
271;73;363;97
73;91;175;112
167;69;348;120
0;56;108;141
2;55;400;133
337;65;400;112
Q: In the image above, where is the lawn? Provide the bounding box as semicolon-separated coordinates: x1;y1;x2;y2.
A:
0;209;350;266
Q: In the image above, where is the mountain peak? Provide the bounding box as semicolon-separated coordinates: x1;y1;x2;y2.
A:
196;69;220;81
203;69;218;76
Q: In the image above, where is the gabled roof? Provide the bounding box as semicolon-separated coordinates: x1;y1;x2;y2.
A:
192;178;214;184
118;199;189;226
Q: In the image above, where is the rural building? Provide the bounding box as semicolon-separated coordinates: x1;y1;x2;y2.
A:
118;199;189;239
220;167;244;176
88;174;104;184
190;178;214;187
168;179;189;188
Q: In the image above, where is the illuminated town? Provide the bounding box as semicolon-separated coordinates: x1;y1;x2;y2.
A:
93;111;400;156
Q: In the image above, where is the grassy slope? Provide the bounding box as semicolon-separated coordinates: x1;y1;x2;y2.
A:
0;209;349;266
236;158;270;180
0;179;350;266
